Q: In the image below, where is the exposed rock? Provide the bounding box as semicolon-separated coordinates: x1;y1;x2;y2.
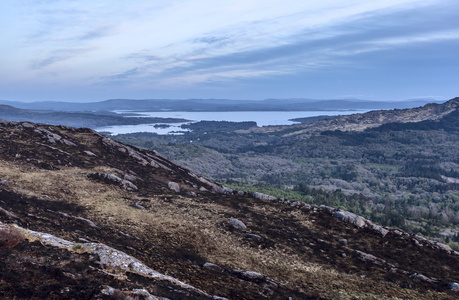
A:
209;184;233;194
319;205;336;214
0;180;9;187
100;286;116;296
449;282;459;291
370;224;389;237
240;233;263;241
132;288;160;300
290;201;300;207
339;238;348;246
203;262;224;272
124;174;139;182
241;271;264;281
253;192;277;201
411;273;437;283
0;206;19;220
229;218;247;229
333;211;367;228
34;127;64;144
57;212;98;228
13;224;212;298
130;204;146;210
88;172;137;191
61;138;77;146
301;204;312;211
121;179;138;191
392;229;404;236
101;137;178;172
212;296;229;300
83;150;97;157
353;249;395;268
221;186;233;194
21;122;35;128
168;181;180;193
433;242;453;254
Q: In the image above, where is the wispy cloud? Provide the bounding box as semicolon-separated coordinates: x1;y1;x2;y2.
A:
30;47;97;69
99;0;458;89
77;26;115;41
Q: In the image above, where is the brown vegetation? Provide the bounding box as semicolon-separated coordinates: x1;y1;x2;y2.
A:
0;226;24;249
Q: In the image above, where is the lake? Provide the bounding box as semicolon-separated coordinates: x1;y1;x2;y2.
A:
96;110;369;135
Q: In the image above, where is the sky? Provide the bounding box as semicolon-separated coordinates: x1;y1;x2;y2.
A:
1;0;458;102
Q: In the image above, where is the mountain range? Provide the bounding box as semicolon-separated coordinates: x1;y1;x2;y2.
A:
0;98;445;112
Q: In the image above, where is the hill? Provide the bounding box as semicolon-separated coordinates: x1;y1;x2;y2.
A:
240;97;459;137
0;104;187;128
1;119;459;299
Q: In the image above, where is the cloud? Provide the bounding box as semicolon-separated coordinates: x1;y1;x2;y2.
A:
194;36;231;45
30;47;97;69
101;68;142;81
77;26;114;41
124;52;164;62
119;0;459;87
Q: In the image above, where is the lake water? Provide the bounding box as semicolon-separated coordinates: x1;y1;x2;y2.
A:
96;110;369;135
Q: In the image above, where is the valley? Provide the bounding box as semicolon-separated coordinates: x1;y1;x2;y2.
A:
114;98;459;250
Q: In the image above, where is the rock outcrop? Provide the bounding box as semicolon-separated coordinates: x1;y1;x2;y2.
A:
9;222;213;299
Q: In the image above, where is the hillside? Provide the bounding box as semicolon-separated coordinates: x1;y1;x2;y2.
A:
0;105;187;128
1;119;459;299
240;97;459;137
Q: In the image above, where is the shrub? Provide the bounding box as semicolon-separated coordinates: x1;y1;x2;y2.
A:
0;227;24;249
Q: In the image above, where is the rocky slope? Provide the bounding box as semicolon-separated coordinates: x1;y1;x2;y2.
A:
1;119;459;299
239;97;459;137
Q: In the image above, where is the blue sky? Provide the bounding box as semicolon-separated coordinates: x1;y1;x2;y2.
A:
1;0;458;102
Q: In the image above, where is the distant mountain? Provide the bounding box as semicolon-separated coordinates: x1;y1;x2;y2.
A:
0;98;446;112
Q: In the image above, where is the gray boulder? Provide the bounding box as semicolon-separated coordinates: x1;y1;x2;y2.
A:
333;211;366;228
229;218;247;229
339;238;348;246
241;270;264;280
448;282;459;291
168;182;181;193
253;192;277;201
203;262;224;272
